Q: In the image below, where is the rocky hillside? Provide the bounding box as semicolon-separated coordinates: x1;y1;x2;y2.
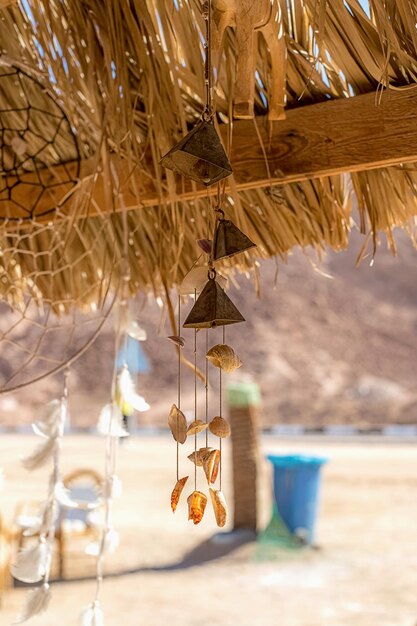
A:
1;229;417;429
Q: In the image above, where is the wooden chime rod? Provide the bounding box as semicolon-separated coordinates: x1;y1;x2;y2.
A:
3;85;417;221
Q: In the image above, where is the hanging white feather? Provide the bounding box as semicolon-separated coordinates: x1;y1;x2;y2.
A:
97;404;129;438
11;542;50;583
14;583;51;624
80;601;104;626
103;475;123;500
118;365;150;412
32;399;66;438
21;436;57;471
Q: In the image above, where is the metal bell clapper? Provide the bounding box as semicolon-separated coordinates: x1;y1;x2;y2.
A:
183;269;245;328
213;208;256;261
159;114;232;187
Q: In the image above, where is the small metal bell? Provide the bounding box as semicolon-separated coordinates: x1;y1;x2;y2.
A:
159;119;232;187
213;218;256;261
183;275;245;328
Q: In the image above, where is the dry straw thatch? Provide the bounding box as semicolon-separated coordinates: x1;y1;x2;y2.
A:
0;0;417;309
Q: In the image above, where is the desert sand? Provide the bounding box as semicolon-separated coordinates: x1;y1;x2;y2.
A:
0;434;416;626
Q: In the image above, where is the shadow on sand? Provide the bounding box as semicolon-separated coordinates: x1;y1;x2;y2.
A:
49;530;256;585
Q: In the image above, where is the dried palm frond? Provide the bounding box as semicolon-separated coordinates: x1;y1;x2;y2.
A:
0;0;415;310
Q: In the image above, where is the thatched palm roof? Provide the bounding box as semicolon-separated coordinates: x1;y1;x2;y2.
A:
0;0;417;309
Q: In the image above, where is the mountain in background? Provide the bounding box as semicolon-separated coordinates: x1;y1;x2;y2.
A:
1;229;416;429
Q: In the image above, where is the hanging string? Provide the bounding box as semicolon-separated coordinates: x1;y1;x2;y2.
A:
203;0;213;118
92;165;129;607
177;294;181;481
205;329;209;447
44;367;69;586
219;325;225;491
194;289;198;491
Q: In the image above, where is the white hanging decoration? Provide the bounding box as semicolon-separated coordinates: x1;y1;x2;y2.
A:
32;400;65;438
13;583;51;624
97;403;129;438
14;375;69;624
22;399;65;470
126;320;147;341
117;364;150;412
21;437;56;471
103;474;123;500
11;541;50;584
80;601;104;626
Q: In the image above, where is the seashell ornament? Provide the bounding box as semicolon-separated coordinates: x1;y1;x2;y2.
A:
168;404;187;444
188;446;213;466
187;490;208;525
186;419;209;436
171;476;189;512
206;344;242;373
209;488;228;528
209;415;231;438
203;449;221;484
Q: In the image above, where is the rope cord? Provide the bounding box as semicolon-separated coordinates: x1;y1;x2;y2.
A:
177;294;181;481
194;289;198;490
219;325;225;491
205;328;209;447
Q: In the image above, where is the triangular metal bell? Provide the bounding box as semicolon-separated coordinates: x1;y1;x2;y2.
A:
183;277;245;328
213;218;256;261
159;119;232;187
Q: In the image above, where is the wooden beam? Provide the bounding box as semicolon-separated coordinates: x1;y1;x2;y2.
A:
228;84;417;188
2;85;417;220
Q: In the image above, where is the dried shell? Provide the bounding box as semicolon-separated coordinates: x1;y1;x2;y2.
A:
187;490;207;525
209;416;231;438
167;335;185;348
198;447;214;462
209;488;228;528
188;447;213;466
168;404;187;444
206;344;242;373
203;449;221;484
171;476;189;513
186;419;208;436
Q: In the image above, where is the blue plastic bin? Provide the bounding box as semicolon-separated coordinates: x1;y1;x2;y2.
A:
267;454;327;544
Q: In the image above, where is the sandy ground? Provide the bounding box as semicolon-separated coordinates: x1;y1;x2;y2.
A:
0;434;416;626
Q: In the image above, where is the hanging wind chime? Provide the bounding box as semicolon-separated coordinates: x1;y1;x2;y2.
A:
161;0;256;528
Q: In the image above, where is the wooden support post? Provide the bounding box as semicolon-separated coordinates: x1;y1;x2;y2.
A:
227;380;261;533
